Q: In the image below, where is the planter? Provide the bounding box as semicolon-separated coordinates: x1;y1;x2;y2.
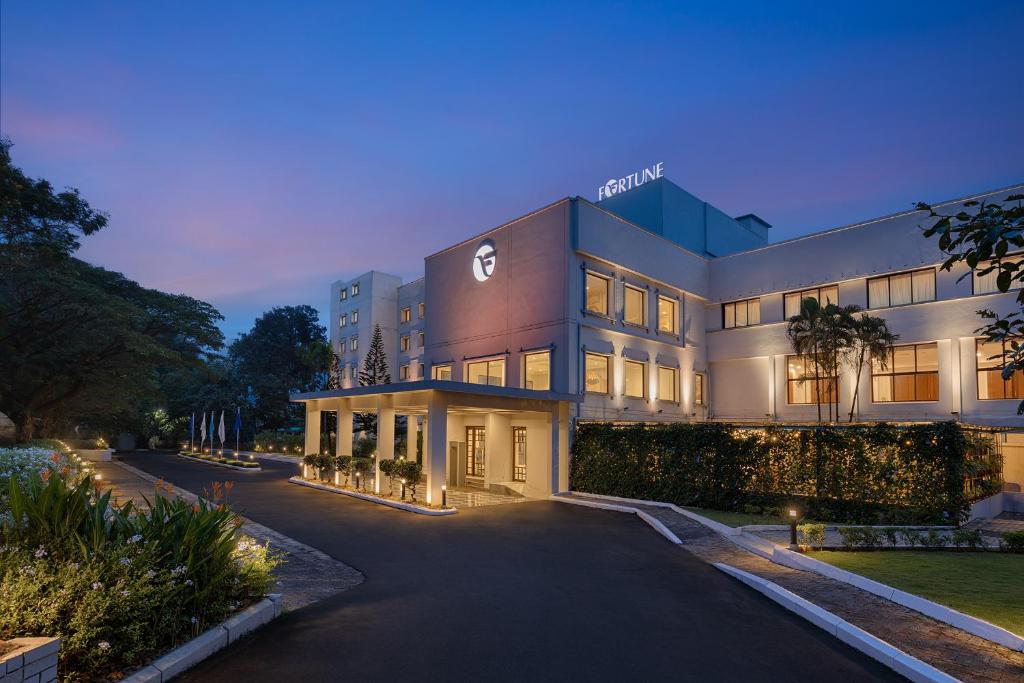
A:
77;448;113;462
290;476;456;515
177;453;261;472
0;637;60;683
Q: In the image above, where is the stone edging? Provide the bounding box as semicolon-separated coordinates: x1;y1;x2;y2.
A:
120;595;283;683
567;490;1024;654
0;637;60;683
549;494;682;545
713;564;958;683
176;452;262;472
289;477;457;515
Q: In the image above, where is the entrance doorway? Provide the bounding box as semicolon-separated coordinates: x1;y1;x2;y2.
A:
466;426;485;477
512;426;527;481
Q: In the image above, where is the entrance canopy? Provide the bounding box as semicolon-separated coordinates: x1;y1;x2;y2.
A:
290;381;579;505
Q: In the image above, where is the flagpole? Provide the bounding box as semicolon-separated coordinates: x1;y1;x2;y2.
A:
190;412;194;453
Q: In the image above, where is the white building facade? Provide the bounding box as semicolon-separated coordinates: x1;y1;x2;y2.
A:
302;177;1024;500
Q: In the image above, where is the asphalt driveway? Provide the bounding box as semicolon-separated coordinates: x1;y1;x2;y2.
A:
119;452;902;682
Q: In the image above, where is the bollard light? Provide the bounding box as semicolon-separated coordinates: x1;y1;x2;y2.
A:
788;509;799;549
442;484;447;508
401;478;407;500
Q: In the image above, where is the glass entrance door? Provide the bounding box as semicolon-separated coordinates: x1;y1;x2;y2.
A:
512;426;527;481
466;426;485;477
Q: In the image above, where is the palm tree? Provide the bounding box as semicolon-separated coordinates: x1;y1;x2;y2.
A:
787;297;826;422
845;313;898;422
787;298;856;422
819;304;858;421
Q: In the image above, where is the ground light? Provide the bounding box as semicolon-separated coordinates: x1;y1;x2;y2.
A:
401;478;407;500
788;509;799;549
441;484;447;507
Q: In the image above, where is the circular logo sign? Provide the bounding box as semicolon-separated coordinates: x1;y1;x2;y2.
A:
602;179;619;198
472;239;497;282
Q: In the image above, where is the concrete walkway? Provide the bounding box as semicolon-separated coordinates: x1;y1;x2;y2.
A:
569;496;1024;682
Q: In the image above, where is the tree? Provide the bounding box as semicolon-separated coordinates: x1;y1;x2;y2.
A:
786;298;855;422
844;313;898;422
355;323;391;437
921;194;1024;412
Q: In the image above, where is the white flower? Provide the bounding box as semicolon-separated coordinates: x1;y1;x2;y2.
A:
121;590;130;597
237;541;250;553
190;616;198;624
92;581;103;590
119;557;131;566
127;534;144;544
144;570;156;580
98;641;110;651
184;579;193;586
19;565;35;576
34;545;47;558
171;565;187;576
70;562;79;570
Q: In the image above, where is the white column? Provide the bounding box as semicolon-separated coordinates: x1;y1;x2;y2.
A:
551;401;569;494
425;392;448;505
304;403;322;456
336;399;353;457
406;415;419;463
375;403;395;494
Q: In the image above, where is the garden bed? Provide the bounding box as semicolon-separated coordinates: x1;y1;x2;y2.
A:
290;476;455;515
177;452;261;471
808;551;1024;637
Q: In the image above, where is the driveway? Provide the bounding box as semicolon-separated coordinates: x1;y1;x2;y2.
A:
119;453;901;682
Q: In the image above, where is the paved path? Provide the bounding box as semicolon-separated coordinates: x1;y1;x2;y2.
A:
116;452;903;683
606;499;1024;682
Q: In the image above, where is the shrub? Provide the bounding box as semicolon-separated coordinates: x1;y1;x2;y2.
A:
378;459;399;495
859;527;883;550
898;528;925;548
254;431;303;455
333;455;352;485
393;460;424;501
798;523;826;550
351;457;373;489
882;527;899;548
353;437;376;458
570;421;994;524
951;528;984;551
1001;530;1024;553
922;529;948;550
837;527;862;549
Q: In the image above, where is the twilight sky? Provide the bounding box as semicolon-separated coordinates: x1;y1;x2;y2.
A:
3;1;1022;341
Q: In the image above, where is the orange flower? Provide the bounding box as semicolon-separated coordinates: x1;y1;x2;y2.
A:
41;469;51;482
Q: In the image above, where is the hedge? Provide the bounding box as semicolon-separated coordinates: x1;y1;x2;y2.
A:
570;421;1001;524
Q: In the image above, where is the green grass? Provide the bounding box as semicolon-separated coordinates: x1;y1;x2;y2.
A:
809;551;1024;636
682;506;795;527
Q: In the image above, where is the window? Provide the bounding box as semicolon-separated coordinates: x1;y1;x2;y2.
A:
512;427;527;482
350;337;358;352
657;366;678;402
624;360;645;398
694;373;705;405
973;260;1024;295
432;364;452;381
786;355;838;404
401;307;411;323
339;314;347;328
586;272;610;316
872;343;939;402
350;366;358;379
524;351;550;390
351;310;358;324
418;302;425;319
585;353;610;393
657;296;678;334
784;285;838;319
466;358;505;386
418;332;425;348
868;269;935;309
723;298;761;328
340;289;348;301
351;283;360;296
976;339;1024;399
623;284;646;326
399;364;410;380
400;335;411;352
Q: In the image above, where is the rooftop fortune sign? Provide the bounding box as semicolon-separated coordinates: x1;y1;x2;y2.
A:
597;162;664;200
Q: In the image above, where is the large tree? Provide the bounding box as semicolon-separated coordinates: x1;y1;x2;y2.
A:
844;313;898;422
921;194;1024;412
355;323;391;437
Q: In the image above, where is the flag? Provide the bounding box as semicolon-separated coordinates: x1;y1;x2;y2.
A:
218;411;226;446
209;411;215;446
189;413;194;441
234;407;241;438
200;412;207;446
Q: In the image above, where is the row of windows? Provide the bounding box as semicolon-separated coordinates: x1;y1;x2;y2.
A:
724;263;1016;328
429;351;551;391
339;282;360;301
339;310;359;328
785;339;1024;404
583;352;704;404
400;332;426;352
585;272;679;335
400;303;425;323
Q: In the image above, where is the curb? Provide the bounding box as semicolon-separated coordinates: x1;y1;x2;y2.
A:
713;563;959;683
550;494;682;545
120;594;283;683
176;453;262;472
289;477;457;515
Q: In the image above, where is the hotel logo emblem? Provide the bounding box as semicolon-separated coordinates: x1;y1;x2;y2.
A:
598;162;665;200
473;239;497;282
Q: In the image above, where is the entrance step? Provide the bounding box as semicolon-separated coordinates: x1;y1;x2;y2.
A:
464;476;485;490
489;481;526;497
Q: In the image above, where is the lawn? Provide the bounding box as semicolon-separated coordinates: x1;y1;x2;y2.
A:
682;506;821;527
809;551;1024;636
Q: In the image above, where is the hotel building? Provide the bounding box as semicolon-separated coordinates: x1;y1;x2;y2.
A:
294;177;1024;505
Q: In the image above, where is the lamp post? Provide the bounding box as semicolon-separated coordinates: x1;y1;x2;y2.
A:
401;478;407;500
788;509;799;549
441;484;447;508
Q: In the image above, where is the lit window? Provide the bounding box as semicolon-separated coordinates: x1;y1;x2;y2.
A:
400;335;410;352
977;339;1024;399
871;342;938;402
350;366;358;379
466;358;505;386
868;269;935;309
657;296;678;334
418;302;425;319
399;364;410;380
623;284;646;326
401;307;411;323
524;351;551;390
350;337;358;352
974;260;1024;295
585;353;610;394
586;272;610;316
694;373;705;405
340;289;348;301
418;332;425;348
786;355;838;404
784;286;838;319
351;283;360;296
657;366;678;402
624;360;645;398
512;426;527;482
432;364;452;381
351;310;358;324
723;298;761;328
339;314;347;328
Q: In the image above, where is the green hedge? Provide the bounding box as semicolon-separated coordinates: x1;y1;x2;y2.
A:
570;422;1001;524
